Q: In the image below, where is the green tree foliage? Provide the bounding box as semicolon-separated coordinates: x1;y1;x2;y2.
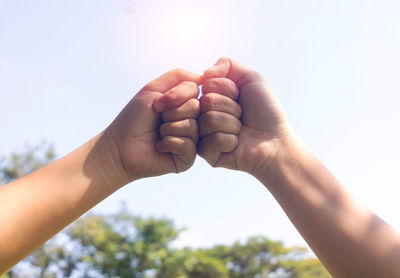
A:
159;237;331;278
281;257;331;278
205;237;290;277
0;142;55;185
66;210;181;277
5;211;331;278
1;145;331;278
157;248;229;278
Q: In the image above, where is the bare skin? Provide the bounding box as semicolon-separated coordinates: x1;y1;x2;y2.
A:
3;58;400;277
0;69;201;273
198;57;400;278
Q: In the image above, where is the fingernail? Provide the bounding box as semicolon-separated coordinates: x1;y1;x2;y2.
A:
215;57;227;65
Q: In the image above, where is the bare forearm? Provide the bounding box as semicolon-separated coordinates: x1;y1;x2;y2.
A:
255;133;400;278
0;132;128;272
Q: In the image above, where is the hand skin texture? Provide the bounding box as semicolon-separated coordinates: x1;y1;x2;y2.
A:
198;58;288;176
0;69;201;273
198;58;400;278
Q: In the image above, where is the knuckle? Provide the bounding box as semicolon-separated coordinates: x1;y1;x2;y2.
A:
225;140;238;152
214;133;237;152
188;119;199;141
169;68;188;82
202;78;239;100
164;91;177;104
176;120;189;130
142;80;156;92
181;80;198;89
173;68;186;76
187;98;201;115
187;97;200;106
213;132;226;148
200;94;211;110
166;136;184;148
180;118;192;130
202;78;215;92
199;111;218;126
187;84;200;96
200;94;218;112
203;78;228;94
234;119;242;134
181;137;194;150
236;105;243;118
187;118;198;129
161;135;174;145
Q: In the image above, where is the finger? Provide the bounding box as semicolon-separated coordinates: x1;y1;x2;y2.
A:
203;57;263;87
160;118;199;143
153;81;200;113
202;78;239;100
143;68;202;93
199;111;241;137
157;136;196;156
156;136;196;172
200;93;242;118
162;98;200;122
197;132;238;166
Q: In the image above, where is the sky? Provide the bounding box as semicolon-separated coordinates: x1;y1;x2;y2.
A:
1;0;400;251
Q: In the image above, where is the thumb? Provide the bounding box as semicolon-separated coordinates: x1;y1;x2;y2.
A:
203;57;261;87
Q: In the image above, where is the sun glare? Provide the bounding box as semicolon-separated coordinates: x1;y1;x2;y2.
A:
123;1;235;68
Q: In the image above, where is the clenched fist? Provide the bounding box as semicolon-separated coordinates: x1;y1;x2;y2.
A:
198;58;289;177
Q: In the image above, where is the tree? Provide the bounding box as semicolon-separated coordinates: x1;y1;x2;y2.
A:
157;248;229;278
204;236;331;278
66;210;181;277
1;144;331;278
0;142;55;185
282;257;331;278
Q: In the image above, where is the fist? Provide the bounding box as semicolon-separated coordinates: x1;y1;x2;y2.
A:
155;82;201;173
198;77;242;165
198;58;289;176
104;69;202;182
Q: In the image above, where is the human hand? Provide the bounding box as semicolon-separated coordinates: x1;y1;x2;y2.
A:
198;58;289;177
101;69;201;183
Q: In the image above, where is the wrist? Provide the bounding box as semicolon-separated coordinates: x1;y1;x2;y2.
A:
251;126;305;185
90;130;133;190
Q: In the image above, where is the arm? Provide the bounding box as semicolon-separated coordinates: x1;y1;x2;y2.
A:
258;130;400;278
198;57;400;278
0;69;201;273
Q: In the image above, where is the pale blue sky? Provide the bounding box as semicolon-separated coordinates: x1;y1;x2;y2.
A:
1;0;400;249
